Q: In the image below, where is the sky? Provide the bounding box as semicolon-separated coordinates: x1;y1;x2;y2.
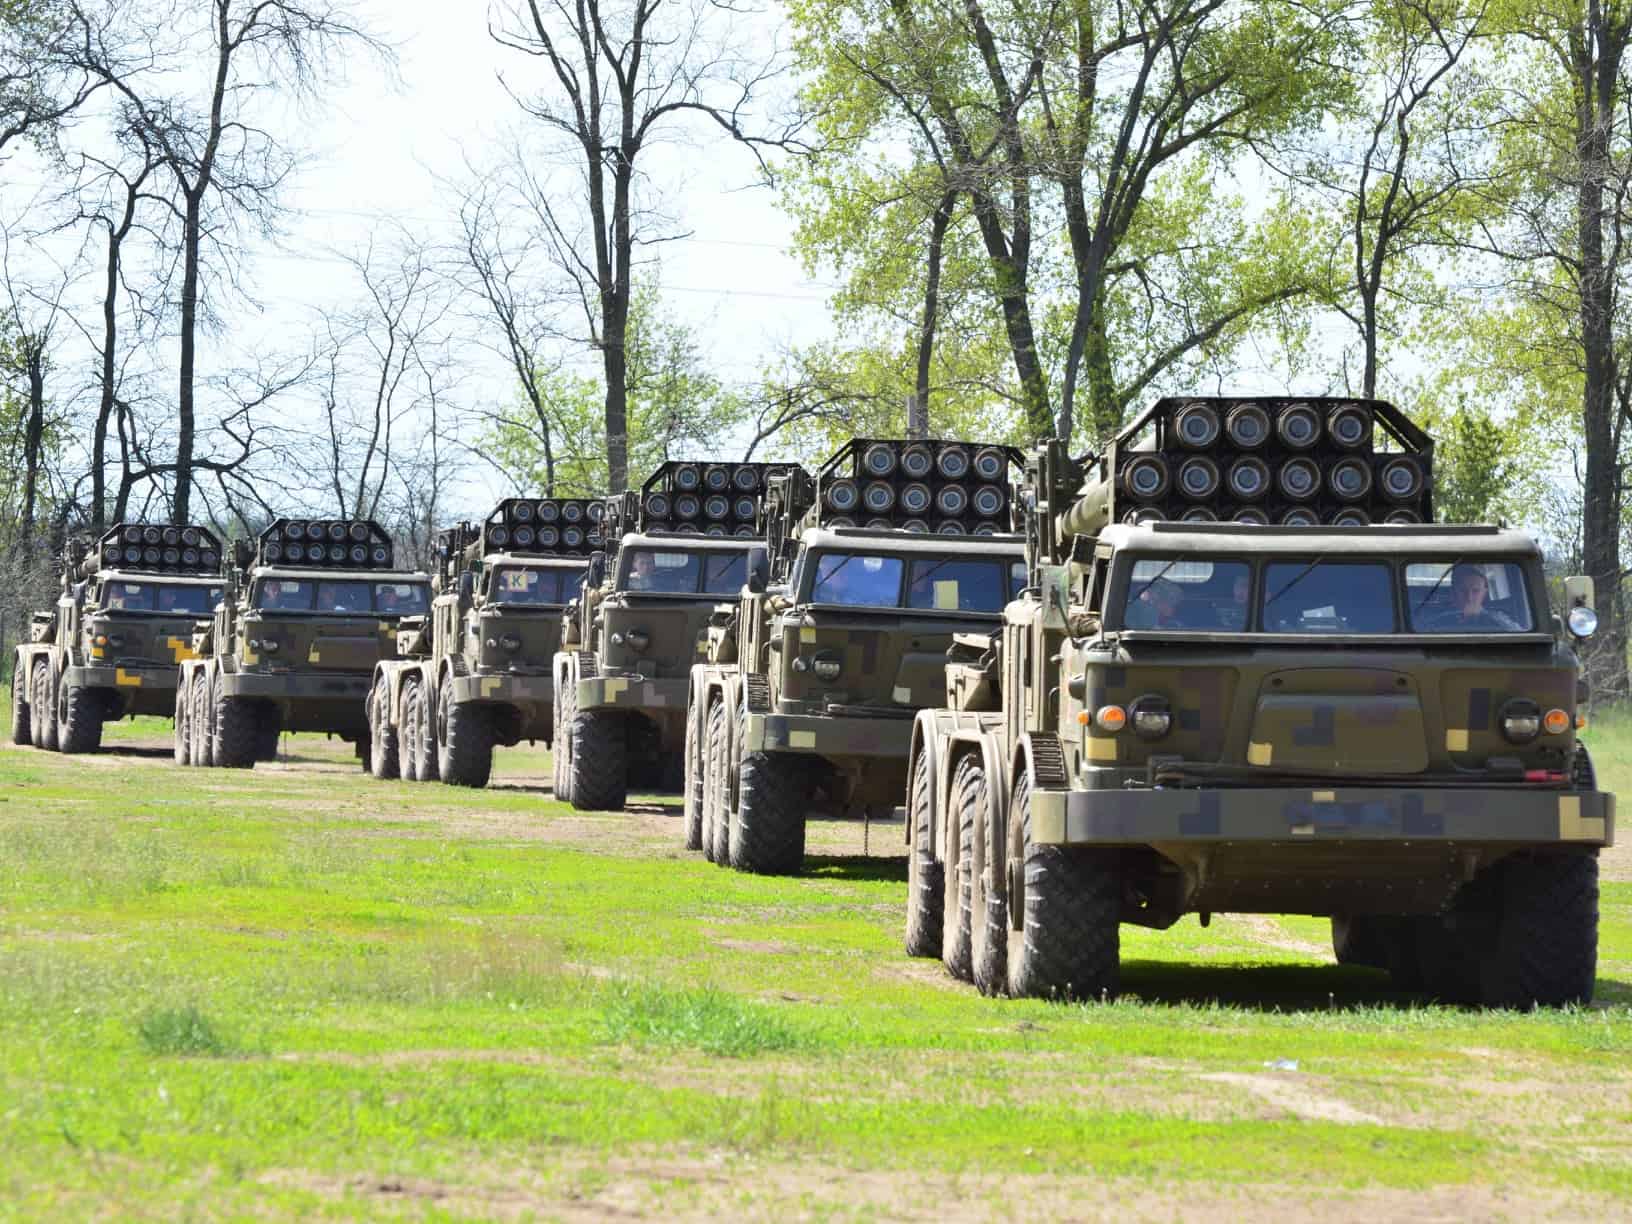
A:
3;0;839;520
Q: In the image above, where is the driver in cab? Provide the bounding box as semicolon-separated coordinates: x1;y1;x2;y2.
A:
1425;564;1519;631
1125;577;1192;629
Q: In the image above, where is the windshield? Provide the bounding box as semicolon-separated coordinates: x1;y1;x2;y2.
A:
1124;560;1251;630
1406;561;1533;632
622;547;749;595
254;579;430;616
490;564;584;606
810;552;1023;612
1261;562;1394;633
100;582;222;615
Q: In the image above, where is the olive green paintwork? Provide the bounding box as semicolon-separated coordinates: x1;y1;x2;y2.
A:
185;564;429;738
559;533;759;757
375;553;587;748
701;527;1024;811
915;513;1614;927
13;569;221;723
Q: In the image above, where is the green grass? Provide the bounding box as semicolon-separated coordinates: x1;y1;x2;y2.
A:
0;710;1629;1216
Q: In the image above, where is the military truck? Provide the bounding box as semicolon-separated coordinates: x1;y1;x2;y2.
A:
905;396;1614;1008
174;518;431;769
553;461;798;812
685;438;1027;876
368;497;601;787
11;523;223;753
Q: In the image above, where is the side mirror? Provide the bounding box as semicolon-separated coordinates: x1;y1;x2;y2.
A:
457;570;476;602
1564;575;1598;639
746;546;769;595
585;551;607;591
233;539;254;571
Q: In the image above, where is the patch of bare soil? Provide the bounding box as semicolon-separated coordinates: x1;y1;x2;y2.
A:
256;1154;1620;1222
1219;914;1335;961
1200;1070;1383;1125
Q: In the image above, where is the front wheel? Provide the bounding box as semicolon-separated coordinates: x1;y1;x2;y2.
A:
730;743;808;876
57;683;104;754
173;676;192;766
1005;771;1121;1001
213;684;258;769
368;676;399;779
682;694;705;851
568;710;626;811
438;686;494;788
33;663;59;752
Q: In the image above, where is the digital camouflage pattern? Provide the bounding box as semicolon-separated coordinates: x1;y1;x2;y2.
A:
12;524;224;753
908;400;1615;1009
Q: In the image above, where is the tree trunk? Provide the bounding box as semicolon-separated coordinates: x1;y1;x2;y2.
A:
912;191;954;435
1575;11;1630;702
92;225;122;528
20;336;45;552
175;191;201;523
603;293;629;494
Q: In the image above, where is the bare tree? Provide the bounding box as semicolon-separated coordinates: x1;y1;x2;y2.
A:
489;0;805;491
0;0;130;158
106;0;388;522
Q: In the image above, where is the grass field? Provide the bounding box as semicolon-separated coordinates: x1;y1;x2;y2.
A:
2;706;1630;1220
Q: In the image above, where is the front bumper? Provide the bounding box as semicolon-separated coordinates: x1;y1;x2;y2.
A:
1030;785;1615;848
576;674;687;712
64;663;177;692
221;670;373;702
450;672;553;706
742;710;915;760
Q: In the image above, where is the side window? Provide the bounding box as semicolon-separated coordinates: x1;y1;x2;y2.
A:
1086;552;1110;614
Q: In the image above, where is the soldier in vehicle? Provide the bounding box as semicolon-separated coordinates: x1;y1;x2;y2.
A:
1126;577;1186;628
627;551;658;591
1425;563;1519;631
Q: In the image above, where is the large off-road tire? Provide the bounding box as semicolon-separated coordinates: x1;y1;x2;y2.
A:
213;682;259;769
904;748;943;959
415;680;440;782
190;672;213;767
1331;915;1393;971
941;754;979;983
437;685;494;788
32;663;59;751
552;675;574;804
730;739;808;876
682;694;705;851
970;764;1007;997
1477;851;1599;1008
401;682;423;782
173;677;192;766
368;676;399;779
1005;771;1121;1001
704;697;729;865
10;662;31;746
568;710;627;812
57;683;104;754
254;711;281;763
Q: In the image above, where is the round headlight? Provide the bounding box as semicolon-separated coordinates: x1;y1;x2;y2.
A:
1129;696;1172;740
1500;698;1542;744
811;652;842;682
500;633;522;652
626;629;651;652
1569;605;1599;638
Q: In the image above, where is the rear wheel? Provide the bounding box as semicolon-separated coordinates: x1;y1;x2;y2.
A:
415;680;440;782
1005;771;1121;1001
553;673;575;804
190;672;212;767
173;676;192;766
569;710;627;811
682;693;705;851
1331;915;1392;971
941;754;979;983
10;661;31;746
33;664;59;752
368;676;399;779
904;748;943;959
970;765;1006;996
704;697;729;865
438;685;494;788
401;681;423;782
57;683;104;754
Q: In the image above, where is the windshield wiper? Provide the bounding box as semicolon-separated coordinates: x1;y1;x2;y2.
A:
1264;554;1330;610
1411;555;1463;620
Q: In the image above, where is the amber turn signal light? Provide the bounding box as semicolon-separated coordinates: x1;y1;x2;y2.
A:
1544;708;1570;736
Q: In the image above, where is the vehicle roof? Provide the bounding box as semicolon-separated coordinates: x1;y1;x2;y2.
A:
484;552;591;567
250;567;431;582
800;526;1025;556
620;532;756;552
96;570;222;584
1101;522;1540;559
